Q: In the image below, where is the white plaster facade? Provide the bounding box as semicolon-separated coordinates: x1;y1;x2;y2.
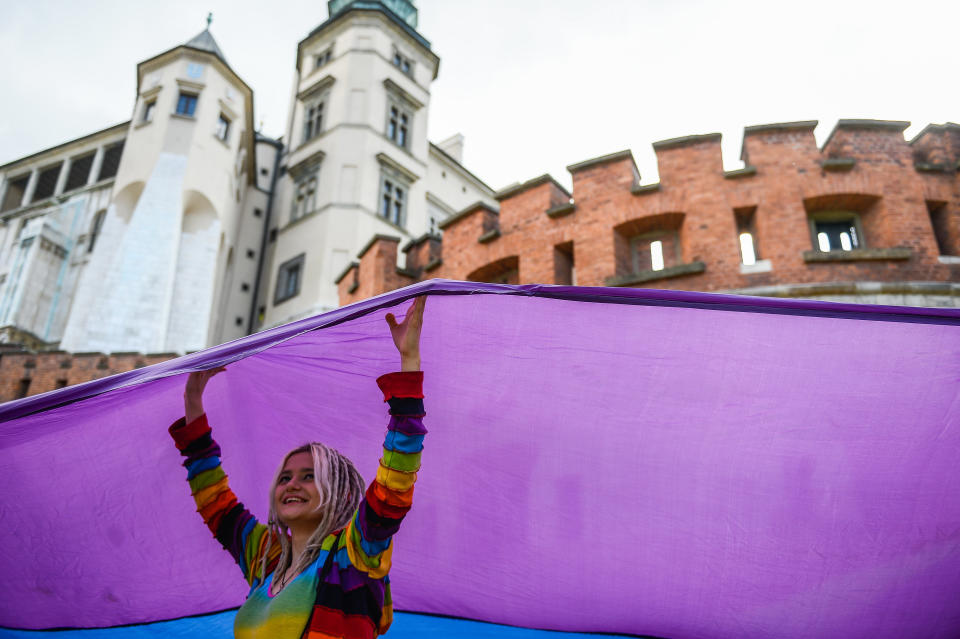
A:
0;0;495;352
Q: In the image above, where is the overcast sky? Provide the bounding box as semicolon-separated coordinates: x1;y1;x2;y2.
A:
1;0;956;191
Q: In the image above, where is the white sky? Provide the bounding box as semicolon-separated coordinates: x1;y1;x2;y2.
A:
1;0;956;191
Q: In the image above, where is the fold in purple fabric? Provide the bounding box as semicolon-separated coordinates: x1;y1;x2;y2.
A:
1;280;959;638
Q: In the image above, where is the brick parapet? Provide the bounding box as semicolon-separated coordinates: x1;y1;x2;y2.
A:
0;350;176;402
339;119;960;307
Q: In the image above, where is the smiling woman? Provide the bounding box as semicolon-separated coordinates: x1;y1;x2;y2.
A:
169;297;427;639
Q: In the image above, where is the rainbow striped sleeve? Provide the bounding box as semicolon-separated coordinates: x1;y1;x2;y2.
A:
344;371;426;633
169;414;280;586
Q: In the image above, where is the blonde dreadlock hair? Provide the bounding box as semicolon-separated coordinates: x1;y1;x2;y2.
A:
261;442;366;589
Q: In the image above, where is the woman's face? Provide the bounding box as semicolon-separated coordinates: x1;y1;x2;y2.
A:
275;451;323;529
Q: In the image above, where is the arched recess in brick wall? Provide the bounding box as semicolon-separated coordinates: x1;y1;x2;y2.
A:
111;180;145;224
613;212;686;277
802;193;880;252
467;255;519;284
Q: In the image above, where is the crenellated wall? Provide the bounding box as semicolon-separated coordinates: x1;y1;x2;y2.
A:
339;119;960;307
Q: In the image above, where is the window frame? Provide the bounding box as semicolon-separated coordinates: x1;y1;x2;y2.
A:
274;253;306;305
215;113;231;142
175;92;199;117
290;167;319;223
807;210;865;252
630;231;678;273
385;97;413;149
392;48;413;76
315;47;333;70
142;99;156;124
302;93;327;144
378;169;409;228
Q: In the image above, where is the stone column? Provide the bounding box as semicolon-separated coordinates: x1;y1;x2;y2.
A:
21;169;38;207
87;147;105;186
54;159;70;196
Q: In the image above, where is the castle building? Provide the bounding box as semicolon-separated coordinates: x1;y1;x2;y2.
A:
0;2;957;403
339;121;960;309
0;0;493;364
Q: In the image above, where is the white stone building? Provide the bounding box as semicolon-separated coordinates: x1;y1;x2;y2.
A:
0;0;495;354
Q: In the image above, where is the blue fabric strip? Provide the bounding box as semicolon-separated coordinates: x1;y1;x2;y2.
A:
384;430;424;454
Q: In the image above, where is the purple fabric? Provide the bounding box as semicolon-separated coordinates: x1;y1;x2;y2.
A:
1;280;959;638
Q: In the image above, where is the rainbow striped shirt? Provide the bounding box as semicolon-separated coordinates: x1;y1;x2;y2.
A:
169;371;426;639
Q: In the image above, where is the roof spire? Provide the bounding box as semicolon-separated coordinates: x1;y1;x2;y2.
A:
206;12;213;29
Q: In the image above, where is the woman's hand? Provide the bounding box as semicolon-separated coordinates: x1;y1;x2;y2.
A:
184;367;225;423
385;296;425;371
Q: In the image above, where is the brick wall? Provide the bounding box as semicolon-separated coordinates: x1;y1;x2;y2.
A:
0;350;177;402
340;119;960;305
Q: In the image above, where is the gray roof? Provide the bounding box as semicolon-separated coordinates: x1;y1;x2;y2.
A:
184;29;227;65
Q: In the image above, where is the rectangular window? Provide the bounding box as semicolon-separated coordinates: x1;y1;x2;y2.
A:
379;176;406;227
1;174;29;212
97;142;124;181
316;48;332;69
16;378;30;399
554;241;575;286
734;206;759;265
386;102;411;148
274;253;305;305
815;220;859;252
32;163;62;202
291;171;318;222
55;379;68;389
392;50;412;75
175;92;198;116
302;99;325;142
142;99;156;123
65;153;95;191
216;114;231;142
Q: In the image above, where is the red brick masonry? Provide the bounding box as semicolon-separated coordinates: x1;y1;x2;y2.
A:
338;120;960;305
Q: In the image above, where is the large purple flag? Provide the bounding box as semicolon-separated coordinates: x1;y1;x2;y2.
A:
1;280;958;638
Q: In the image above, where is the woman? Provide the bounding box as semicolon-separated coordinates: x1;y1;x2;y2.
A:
169;296;426;639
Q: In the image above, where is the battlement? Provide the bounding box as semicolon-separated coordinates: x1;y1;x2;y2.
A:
0;349;177;402
340;118;960;308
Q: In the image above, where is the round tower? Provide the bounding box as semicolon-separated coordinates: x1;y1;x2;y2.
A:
61;24;257;353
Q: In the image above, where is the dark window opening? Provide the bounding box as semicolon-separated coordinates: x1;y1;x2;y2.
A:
269;228;277;243
88;210;106;253
274;253;305;305
246;249;256;259
380;178;406;227
16;378;31;399
1;174;29;212
65;153;95;191
216;114;231;141
55;379;68;389
254;208;263;217
235;317;243;326
142;100;156;123
927;200;956;256
97;142;124;181
176;93;198;117
815;220;859;252
554;241;575;285
32;163;62;202
241;282;250;292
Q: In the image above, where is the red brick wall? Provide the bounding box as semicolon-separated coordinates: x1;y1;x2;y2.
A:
0;351;177;402
338;120;960;306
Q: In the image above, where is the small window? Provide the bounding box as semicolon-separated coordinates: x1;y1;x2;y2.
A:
815;220;859;252
16;378;31;399
235;317;244;326
1;174;29;212
260;168;269;176
315;48;332;69
303;98;325;142
241;282;250;292
379;176;406;227
554;241;575;286
65;153;95;191
291;172;318;221
97;142;124;181
32;163;62;202
246;249;256;259
176;92;198;116
253;208;263;217
215;113;231;142
392;50;412;75
142;99;156;123
386;103;411;148
274;253;305;305
88;210;106;253
739;233;757;265
269;228;277;243
55;379;68;389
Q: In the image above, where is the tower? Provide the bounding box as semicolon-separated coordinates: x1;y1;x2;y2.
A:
261;0;443;325
61;26;264;353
